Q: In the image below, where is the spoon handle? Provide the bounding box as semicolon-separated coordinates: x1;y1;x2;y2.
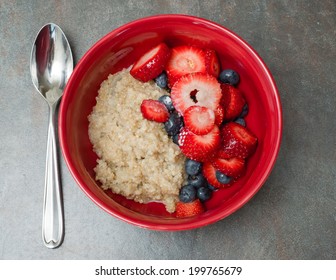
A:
42;102;64;249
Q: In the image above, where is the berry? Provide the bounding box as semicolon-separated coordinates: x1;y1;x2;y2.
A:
155;72;168;88
214;105;225;126
185;159;202;176
220;84;246;120
158;94;175;112
178;126;221;162
140;99;169;123
172;134;179;145
164;111;183;136
204;49;220;77
179;184;197;203
166;45;206;87
197;186;212;202
130;43;170;82
240;103;249;118
188;174;207;189
234;117;246;127
184;106;215;135
212;156;245;178
221;122;258;159
202;161;232;189
171;72;222;115
219;69;240;86
207;184;217;191
175;199;204;218
215;170;232;184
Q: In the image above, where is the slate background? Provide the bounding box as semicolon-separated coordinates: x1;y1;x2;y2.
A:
0;0;335;259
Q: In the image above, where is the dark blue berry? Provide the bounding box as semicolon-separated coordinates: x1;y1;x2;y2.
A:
240;103;248;118
188;174;207;189
207;184;217;191
158;94;175;112
234;118;246;126
215;170;232;184
219;69;240;86
185;159;202;176
164;111;183;136
172;134;179;145
179;184;197;203
197;186;212;202
155;72;168;89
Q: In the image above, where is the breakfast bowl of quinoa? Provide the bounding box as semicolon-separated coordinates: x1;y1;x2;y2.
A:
58;15;282;230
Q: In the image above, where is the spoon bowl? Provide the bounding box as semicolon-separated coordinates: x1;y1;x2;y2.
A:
31;23;73;102
30;23;73;248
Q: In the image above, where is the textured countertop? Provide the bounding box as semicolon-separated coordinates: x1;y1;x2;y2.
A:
0;0;335;260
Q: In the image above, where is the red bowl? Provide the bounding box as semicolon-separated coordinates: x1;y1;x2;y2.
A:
59;15;282;230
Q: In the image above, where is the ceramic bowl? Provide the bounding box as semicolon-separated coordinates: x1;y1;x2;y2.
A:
59;15;282;230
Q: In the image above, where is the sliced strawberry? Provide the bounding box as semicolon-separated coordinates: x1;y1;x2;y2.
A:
204;49;220;77
216;149;232;159
214;105;225;126
166;45;206;87
211;156;245;178
130;43;170;82
175;199;204;218
220;84;246;120
178;125;221;162
140;99;169;123
184;106;215;135
171;72;221;115
202;161;232;189
221;122;258;158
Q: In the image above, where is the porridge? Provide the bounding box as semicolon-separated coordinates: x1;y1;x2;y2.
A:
88;70;186;213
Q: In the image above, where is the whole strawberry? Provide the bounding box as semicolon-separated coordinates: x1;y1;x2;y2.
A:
175;199;204;218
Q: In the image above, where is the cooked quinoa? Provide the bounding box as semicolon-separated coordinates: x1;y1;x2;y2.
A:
88;69;185;213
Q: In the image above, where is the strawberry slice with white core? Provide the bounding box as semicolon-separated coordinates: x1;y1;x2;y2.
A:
184;106;215;135
221;122;258;158
171;72;222;115
140;99;169;123
178;125;221;162
166;46;206;87
130;43;170;82
204;49;220;77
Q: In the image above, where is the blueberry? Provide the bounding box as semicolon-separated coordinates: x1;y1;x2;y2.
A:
219;69;240;86
240;103;248;118
172;134;179;145
234;118;246;126
188;174;207;189
197;186;212;202
185;159;202;176
207;184;217;191
179;184;197;203
164;111;183;136
155;72;168;89
158;94;175;112
215;170;232;184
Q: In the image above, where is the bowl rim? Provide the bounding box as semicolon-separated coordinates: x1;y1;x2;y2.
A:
59;14;283;231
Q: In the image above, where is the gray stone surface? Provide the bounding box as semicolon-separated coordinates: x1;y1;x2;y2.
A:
0;0;335;260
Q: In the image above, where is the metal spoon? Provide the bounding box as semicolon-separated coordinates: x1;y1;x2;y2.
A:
30;23;73;248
